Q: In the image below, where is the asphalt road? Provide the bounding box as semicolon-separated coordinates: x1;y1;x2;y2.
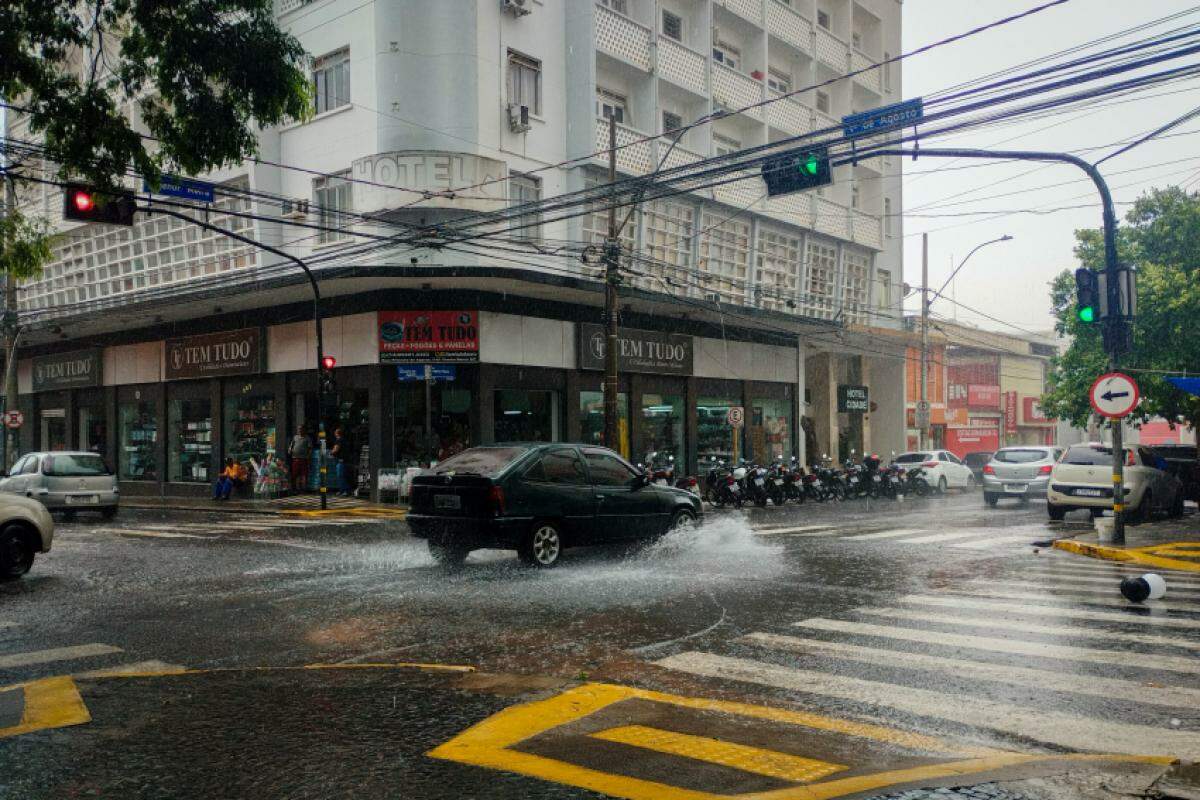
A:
1;493;1196;800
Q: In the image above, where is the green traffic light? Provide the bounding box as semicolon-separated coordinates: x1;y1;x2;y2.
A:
1078;305;1095;323
803;154;819;175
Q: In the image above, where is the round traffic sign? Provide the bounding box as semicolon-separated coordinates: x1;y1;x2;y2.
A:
3;410;23;429
1089;372;1139;419
726;406;745;428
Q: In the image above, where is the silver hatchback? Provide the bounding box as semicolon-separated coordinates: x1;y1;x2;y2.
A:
0;452;119;518
982;446;1063;505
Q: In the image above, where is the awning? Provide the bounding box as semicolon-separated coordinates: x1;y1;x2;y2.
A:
1167;377;1200;396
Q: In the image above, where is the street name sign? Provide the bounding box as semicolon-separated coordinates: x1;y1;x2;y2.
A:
1089;372;1139;419
143;176;216;203
842;98;923;138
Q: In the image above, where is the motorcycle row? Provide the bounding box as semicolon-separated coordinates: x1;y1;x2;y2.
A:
642;452;934;509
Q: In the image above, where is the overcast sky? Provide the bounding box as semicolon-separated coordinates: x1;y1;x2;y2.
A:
898;0;1200;335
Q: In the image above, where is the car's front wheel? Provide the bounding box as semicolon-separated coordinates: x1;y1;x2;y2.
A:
101;506;118;520
428;539;470;567
0;525;35;580
984;492;999;507
937;476;949;494
668;509;696;533
519;521;563;568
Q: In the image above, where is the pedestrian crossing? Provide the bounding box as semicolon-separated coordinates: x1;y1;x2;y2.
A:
0;628;184;683
751;523;1044;550
79;516;384;549
648;555;1200;759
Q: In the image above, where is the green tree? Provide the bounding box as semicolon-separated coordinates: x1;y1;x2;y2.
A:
1042;187;1200;432
0;1;311;191
0;204;56;283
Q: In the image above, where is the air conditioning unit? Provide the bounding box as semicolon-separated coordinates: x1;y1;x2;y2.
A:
281;198;309;218
507;103;531;133
501;0;531;16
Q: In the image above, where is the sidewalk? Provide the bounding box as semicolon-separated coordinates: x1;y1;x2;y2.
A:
121;493;408;519
1052;508;1200;573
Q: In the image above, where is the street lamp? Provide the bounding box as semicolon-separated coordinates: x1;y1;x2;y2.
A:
930;234;1014;309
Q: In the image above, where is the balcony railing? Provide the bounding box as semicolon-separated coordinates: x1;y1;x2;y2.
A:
851;48;882;94
815;196;850;240
714;0;763;24
594;118;653;174
660;143;704;171
712;62;764;120
815;27;848;71
766;90;813;137
767;0;814;56
851;208;883;250
595;3;652;72
658;36;707;96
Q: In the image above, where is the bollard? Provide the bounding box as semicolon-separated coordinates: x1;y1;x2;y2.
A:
1120;573;1167;603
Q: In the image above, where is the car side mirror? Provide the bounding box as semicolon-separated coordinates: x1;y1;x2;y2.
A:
633;472;651;489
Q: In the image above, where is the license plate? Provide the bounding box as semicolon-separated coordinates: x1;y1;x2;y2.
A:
65;494;99;505
1004;484;1027;493
1075;488;1104;497
433;494;462;510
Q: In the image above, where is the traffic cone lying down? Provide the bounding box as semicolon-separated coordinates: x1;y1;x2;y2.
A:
1119;573;1167;603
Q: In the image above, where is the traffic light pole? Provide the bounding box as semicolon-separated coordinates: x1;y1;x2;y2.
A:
864;147;1126;542
135;206;330;509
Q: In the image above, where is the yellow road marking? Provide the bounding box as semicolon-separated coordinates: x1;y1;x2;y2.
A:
0;677;90;739
1054;539;1200;573
592;725;847;783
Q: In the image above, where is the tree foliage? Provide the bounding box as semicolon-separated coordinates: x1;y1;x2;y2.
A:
0;1;312;191
0;205;56;280
1042;187;1200;431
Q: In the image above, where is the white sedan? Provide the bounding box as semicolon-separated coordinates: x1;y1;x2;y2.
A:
891;450;976;493
1047;443;1184;521
0;493;55;579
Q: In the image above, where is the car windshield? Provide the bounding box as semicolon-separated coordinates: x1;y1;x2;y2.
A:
42;454;110;476
430;446;529;476
893;453;930;464
1062;445;1117;465
994;449;1050;464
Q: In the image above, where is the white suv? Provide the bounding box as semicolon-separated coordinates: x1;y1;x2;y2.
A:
1047;443;1184;521
891;450;976;493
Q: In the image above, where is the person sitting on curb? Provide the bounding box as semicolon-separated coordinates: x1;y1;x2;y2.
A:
212;457;248;500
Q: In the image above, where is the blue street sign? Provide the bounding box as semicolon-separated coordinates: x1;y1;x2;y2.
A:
396;366;426;381
430;365;457;381
842;98;923;138
143;175;215;203
396;365;458;381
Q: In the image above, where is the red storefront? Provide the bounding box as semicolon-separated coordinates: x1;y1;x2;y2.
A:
946;359;1001;458
945;419;1000;457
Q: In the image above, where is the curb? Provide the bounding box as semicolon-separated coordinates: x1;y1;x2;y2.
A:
120;500;407;518
1052;538;1200;573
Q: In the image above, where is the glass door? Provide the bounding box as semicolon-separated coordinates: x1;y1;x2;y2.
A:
40;409;67;451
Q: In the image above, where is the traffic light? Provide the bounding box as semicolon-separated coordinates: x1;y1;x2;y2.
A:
62;184;136;226
1074;268;1099;324
319;355;337;397
762;146;833;197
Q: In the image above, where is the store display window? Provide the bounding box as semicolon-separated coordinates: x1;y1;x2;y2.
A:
579;391;628;459
697;396;740;463
169;398;212;483
118;400;158;480
78;406;106;454
639;393;683;464
751;396;793;463
394;381;474;467
493;390;558;443
224;390;276;468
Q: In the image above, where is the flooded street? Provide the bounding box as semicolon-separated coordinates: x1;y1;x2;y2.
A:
2;495;1197;799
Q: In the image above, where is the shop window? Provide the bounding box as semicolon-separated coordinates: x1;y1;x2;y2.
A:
639;393;683;464
394;381;473;467
225;391;276;468
579;391;629;459
119;400;158;480
751;397;793;463
494;390;558;443
697;397;740;463
78;406;106;454
40;409;66;451
169;398;213;483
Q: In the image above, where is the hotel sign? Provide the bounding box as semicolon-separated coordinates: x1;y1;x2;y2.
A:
578;324;692;376
32;349;102;392
166;328;262;379
351;151;508;213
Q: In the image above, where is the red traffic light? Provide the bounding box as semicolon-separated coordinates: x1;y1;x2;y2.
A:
320;356;336;370
72;191;95;213
62;183;135;225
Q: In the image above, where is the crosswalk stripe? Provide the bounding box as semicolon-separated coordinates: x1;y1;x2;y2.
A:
1025;568;1200;587
855;607;1200;652
741;632;1200;709
900;594;1200;630
972;588;1200;612
1007;572;1200;591
894;530;988;545
0;622;17;631
101;529;211;540
1033;560;1200;578
752;525;833;536
654;651;1199;758
949;535;1042;550
842;528;932;541
75;660;186;678
963;579;1200;600
0;643;123;669
792;618;1200;674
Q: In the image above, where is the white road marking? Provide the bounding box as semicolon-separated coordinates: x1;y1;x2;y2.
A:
1033;560;1200;578
0;643;123;669
949;534;1044;550
741;632;1200;709
900;594;1200;630
899;530;995;545
842;528;933;541
75;660;186;678
856;607;1200;651
0;622;17;630
101;529;212;540
1010;571;1200;591
963;579;1200;600
751;525;834;536
654;651;1200;758
792;618;1200;674
242;538;336;551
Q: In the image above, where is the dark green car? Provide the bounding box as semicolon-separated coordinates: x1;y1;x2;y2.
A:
407;444;702;567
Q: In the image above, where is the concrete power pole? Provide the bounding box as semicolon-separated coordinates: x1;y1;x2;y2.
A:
602;115;620;451
2;175;18;471
919;233;929;450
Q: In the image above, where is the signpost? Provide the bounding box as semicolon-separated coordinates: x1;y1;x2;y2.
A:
727;406;744;462
842;98;924;138
1089;372;1139;543
4;410;23;429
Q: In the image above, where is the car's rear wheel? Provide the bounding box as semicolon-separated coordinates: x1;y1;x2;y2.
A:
519;522;563;568
1047;501;1068;521
984;492;999;507
1128;492;1150;524
428;539;470;567
0;525;34;580
937;476;948;494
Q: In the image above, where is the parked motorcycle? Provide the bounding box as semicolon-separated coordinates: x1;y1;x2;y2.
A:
902;464;932;497
782;457;806;504
703;458;743;508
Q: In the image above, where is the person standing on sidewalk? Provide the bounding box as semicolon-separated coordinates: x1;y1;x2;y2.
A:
330;426;350;496
288;425;312;493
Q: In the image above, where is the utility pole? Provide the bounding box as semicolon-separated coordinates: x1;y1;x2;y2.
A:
919;233;929;450
2;175;17;471
602;114;620;452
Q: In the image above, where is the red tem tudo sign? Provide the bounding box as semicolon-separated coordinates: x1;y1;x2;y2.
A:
378;311;479;363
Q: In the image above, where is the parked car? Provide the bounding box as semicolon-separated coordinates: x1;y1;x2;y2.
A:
1150;444;1199;504
982;446;1062;505
891;450;976;493
407;443;702;567
0;452;119;518
1047;443;1184;521
0;493;55;579
962;451;995;482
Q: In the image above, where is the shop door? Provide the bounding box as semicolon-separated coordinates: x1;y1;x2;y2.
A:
78;407;106;454
41;409;67;451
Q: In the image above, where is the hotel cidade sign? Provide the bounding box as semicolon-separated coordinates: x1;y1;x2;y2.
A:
32;349;102;392
166;328;262;380
578;324;693;376
351;151;508;213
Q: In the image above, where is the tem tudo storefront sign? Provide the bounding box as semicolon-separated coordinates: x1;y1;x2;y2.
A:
837;384;869;413
577;324;692;376
165;328;262;380
32;348;102;392
378;311;479;364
